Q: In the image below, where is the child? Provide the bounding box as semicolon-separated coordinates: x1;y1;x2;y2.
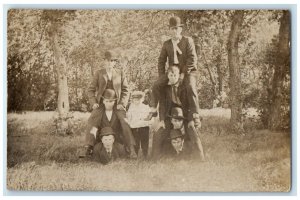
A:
126;91;153;158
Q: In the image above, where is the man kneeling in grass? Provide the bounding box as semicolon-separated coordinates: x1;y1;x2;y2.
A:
93;127;126;164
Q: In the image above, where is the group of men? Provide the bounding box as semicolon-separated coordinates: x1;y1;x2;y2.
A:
83;16;205;165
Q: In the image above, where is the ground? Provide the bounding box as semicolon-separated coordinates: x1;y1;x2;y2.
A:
6;109;291;192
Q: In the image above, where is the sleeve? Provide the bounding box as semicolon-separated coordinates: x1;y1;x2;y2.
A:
87;70;99;106
119;70;130;108
185;37;198;73
93;143;104;163
158;42;168;77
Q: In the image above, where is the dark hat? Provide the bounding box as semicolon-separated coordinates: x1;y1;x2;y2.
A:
131;91;145;99
169;16;184;28
104;50;118;61
99;127;116;137
169;129;184;140
168;107;185;120
102;89;117;100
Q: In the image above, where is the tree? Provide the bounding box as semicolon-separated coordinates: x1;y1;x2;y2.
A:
41;10;76;134
227;10;244;132
268;11;290;130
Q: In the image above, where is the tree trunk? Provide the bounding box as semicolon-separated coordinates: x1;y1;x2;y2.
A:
227;10;244;132
268;11;290;130
50;22;72;135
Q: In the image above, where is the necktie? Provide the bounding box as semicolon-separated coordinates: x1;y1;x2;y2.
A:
172;39;182;64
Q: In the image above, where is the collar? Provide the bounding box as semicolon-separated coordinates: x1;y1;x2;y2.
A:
168;80;180;86
105;147;112;153
171;35;183;43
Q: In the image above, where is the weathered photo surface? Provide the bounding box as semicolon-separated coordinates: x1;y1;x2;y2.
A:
7;9;291;192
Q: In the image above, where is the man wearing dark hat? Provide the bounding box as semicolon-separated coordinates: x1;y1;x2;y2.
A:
85;51;137;159
93;127;126;164
148;16;201;127
164;129;194;160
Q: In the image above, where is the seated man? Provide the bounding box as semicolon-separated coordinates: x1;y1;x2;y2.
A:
85;89;136;158
151;66;204;160
93;127;126;164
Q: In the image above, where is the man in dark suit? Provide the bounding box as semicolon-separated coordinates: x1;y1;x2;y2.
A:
93;127;126;164
151;66;205;160
85;51;137;159
148;16;201;127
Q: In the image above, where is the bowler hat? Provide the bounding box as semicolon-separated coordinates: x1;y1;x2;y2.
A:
168;107;185;120
104;50;118;61
169;16;184;28
131;91;145;99
102;89;117;100
169;129;184;140
99;127;116;137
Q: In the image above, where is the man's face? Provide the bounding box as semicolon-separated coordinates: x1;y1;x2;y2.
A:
171;118;184;129
171;137;183;152
167;71;180;85
103;99;115;111
104;59;116;71
169;26;183;40
101;135;115;149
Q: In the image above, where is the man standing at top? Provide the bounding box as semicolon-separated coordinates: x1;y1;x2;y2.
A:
148;16;201;127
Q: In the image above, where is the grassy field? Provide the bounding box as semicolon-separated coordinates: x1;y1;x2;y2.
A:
6;109;291;192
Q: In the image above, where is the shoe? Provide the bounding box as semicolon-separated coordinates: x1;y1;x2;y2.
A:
129;146;138;159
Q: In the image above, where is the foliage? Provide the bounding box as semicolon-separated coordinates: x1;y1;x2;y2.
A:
7;10;289;130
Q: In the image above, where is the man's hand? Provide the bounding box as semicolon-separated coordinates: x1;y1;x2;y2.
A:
117;104;126;111
90;127;98;139
92;103;99;110
154;120;165;132
188;120;195;129
193;113;202;129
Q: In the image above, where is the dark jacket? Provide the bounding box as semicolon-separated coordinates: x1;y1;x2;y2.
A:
159;83;193;122
158;36;197;76
93;142;126;164
87;68;129;108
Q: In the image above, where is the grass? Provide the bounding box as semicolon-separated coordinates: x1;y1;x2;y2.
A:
6;109;291;192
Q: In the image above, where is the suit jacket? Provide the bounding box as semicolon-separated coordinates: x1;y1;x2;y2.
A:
158;36;197;76
93;142;126;164
159;83;193;122
88;105;123;142
164;140;194;160
87;68;129;108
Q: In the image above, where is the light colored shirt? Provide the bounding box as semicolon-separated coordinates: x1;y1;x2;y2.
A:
171;36;183;64
127;103;152;128
105;110;113;121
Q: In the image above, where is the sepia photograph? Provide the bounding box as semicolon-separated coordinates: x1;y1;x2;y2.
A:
6;8;291;192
